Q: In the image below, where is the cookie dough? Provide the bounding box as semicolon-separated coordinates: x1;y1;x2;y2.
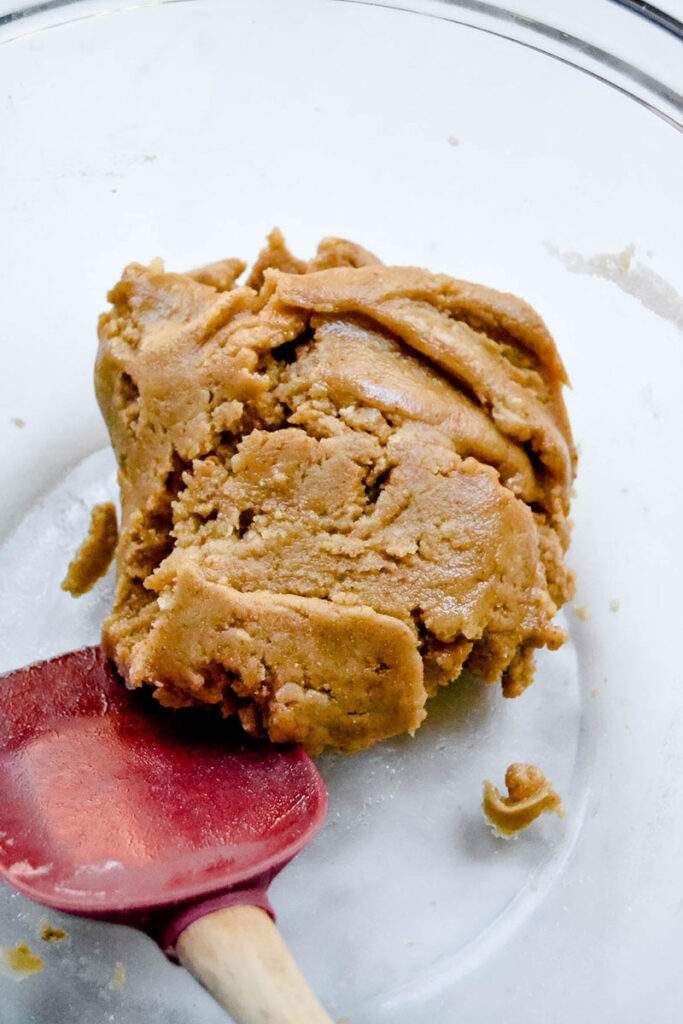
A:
482;763;564;836
1;942;43;977
39;922;67;942
61;502;118;596
96;230;576;753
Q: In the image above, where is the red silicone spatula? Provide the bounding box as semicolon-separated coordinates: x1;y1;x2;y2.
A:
0;646;332;1023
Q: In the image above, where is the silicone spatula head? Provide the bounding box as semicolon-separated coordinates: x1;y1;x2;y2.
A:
0;646;327;946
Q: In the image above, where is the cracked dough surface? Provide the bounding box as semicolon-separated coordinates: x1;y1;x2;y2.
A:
96;230;576;753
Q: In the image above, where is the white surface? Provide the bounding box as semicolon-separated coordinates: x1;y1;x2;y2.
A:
1;1;682;1021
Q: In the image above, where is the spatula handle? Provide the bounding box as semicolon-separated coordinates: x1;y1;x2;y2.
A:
176;904;334;1024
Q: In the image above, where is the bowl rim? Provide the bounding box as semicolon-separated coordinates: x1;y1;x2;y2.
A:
1;0;681;130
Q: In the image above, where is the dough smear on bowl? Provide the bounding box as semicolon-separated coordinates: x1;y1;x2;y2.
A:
95;230;576;754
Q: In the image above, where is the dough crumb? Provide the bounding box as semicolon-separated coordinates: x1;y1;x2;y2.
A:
108;962;126;989
591;687;599;697
573;604;590;621
1;942;44;977
482;763;564;837
10;416;25;428
40;921;68;942
61;502;118;596
609;599;620;612
617;244;635;271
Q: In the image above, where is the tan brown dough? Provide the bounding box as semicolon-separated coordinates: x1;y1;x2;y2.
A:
61;502;118;596
482;763;565;836
95;231;576;753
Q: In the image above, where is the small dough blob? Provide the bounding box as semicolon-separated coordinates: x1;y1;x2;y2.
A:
39;922;68;942
61;502;118;596
1;942;44;977
482;762;564;836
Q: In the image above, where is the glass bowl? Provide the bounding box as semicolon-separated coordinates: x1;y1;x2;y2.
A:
1;3;681;1022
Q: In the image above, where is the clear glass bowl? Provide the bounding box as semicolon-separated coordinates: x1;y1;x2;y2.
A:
1;3;681;1022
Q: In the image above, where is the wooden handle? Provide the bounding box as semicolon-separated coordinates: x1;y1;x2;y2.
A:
176;904;334;1024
